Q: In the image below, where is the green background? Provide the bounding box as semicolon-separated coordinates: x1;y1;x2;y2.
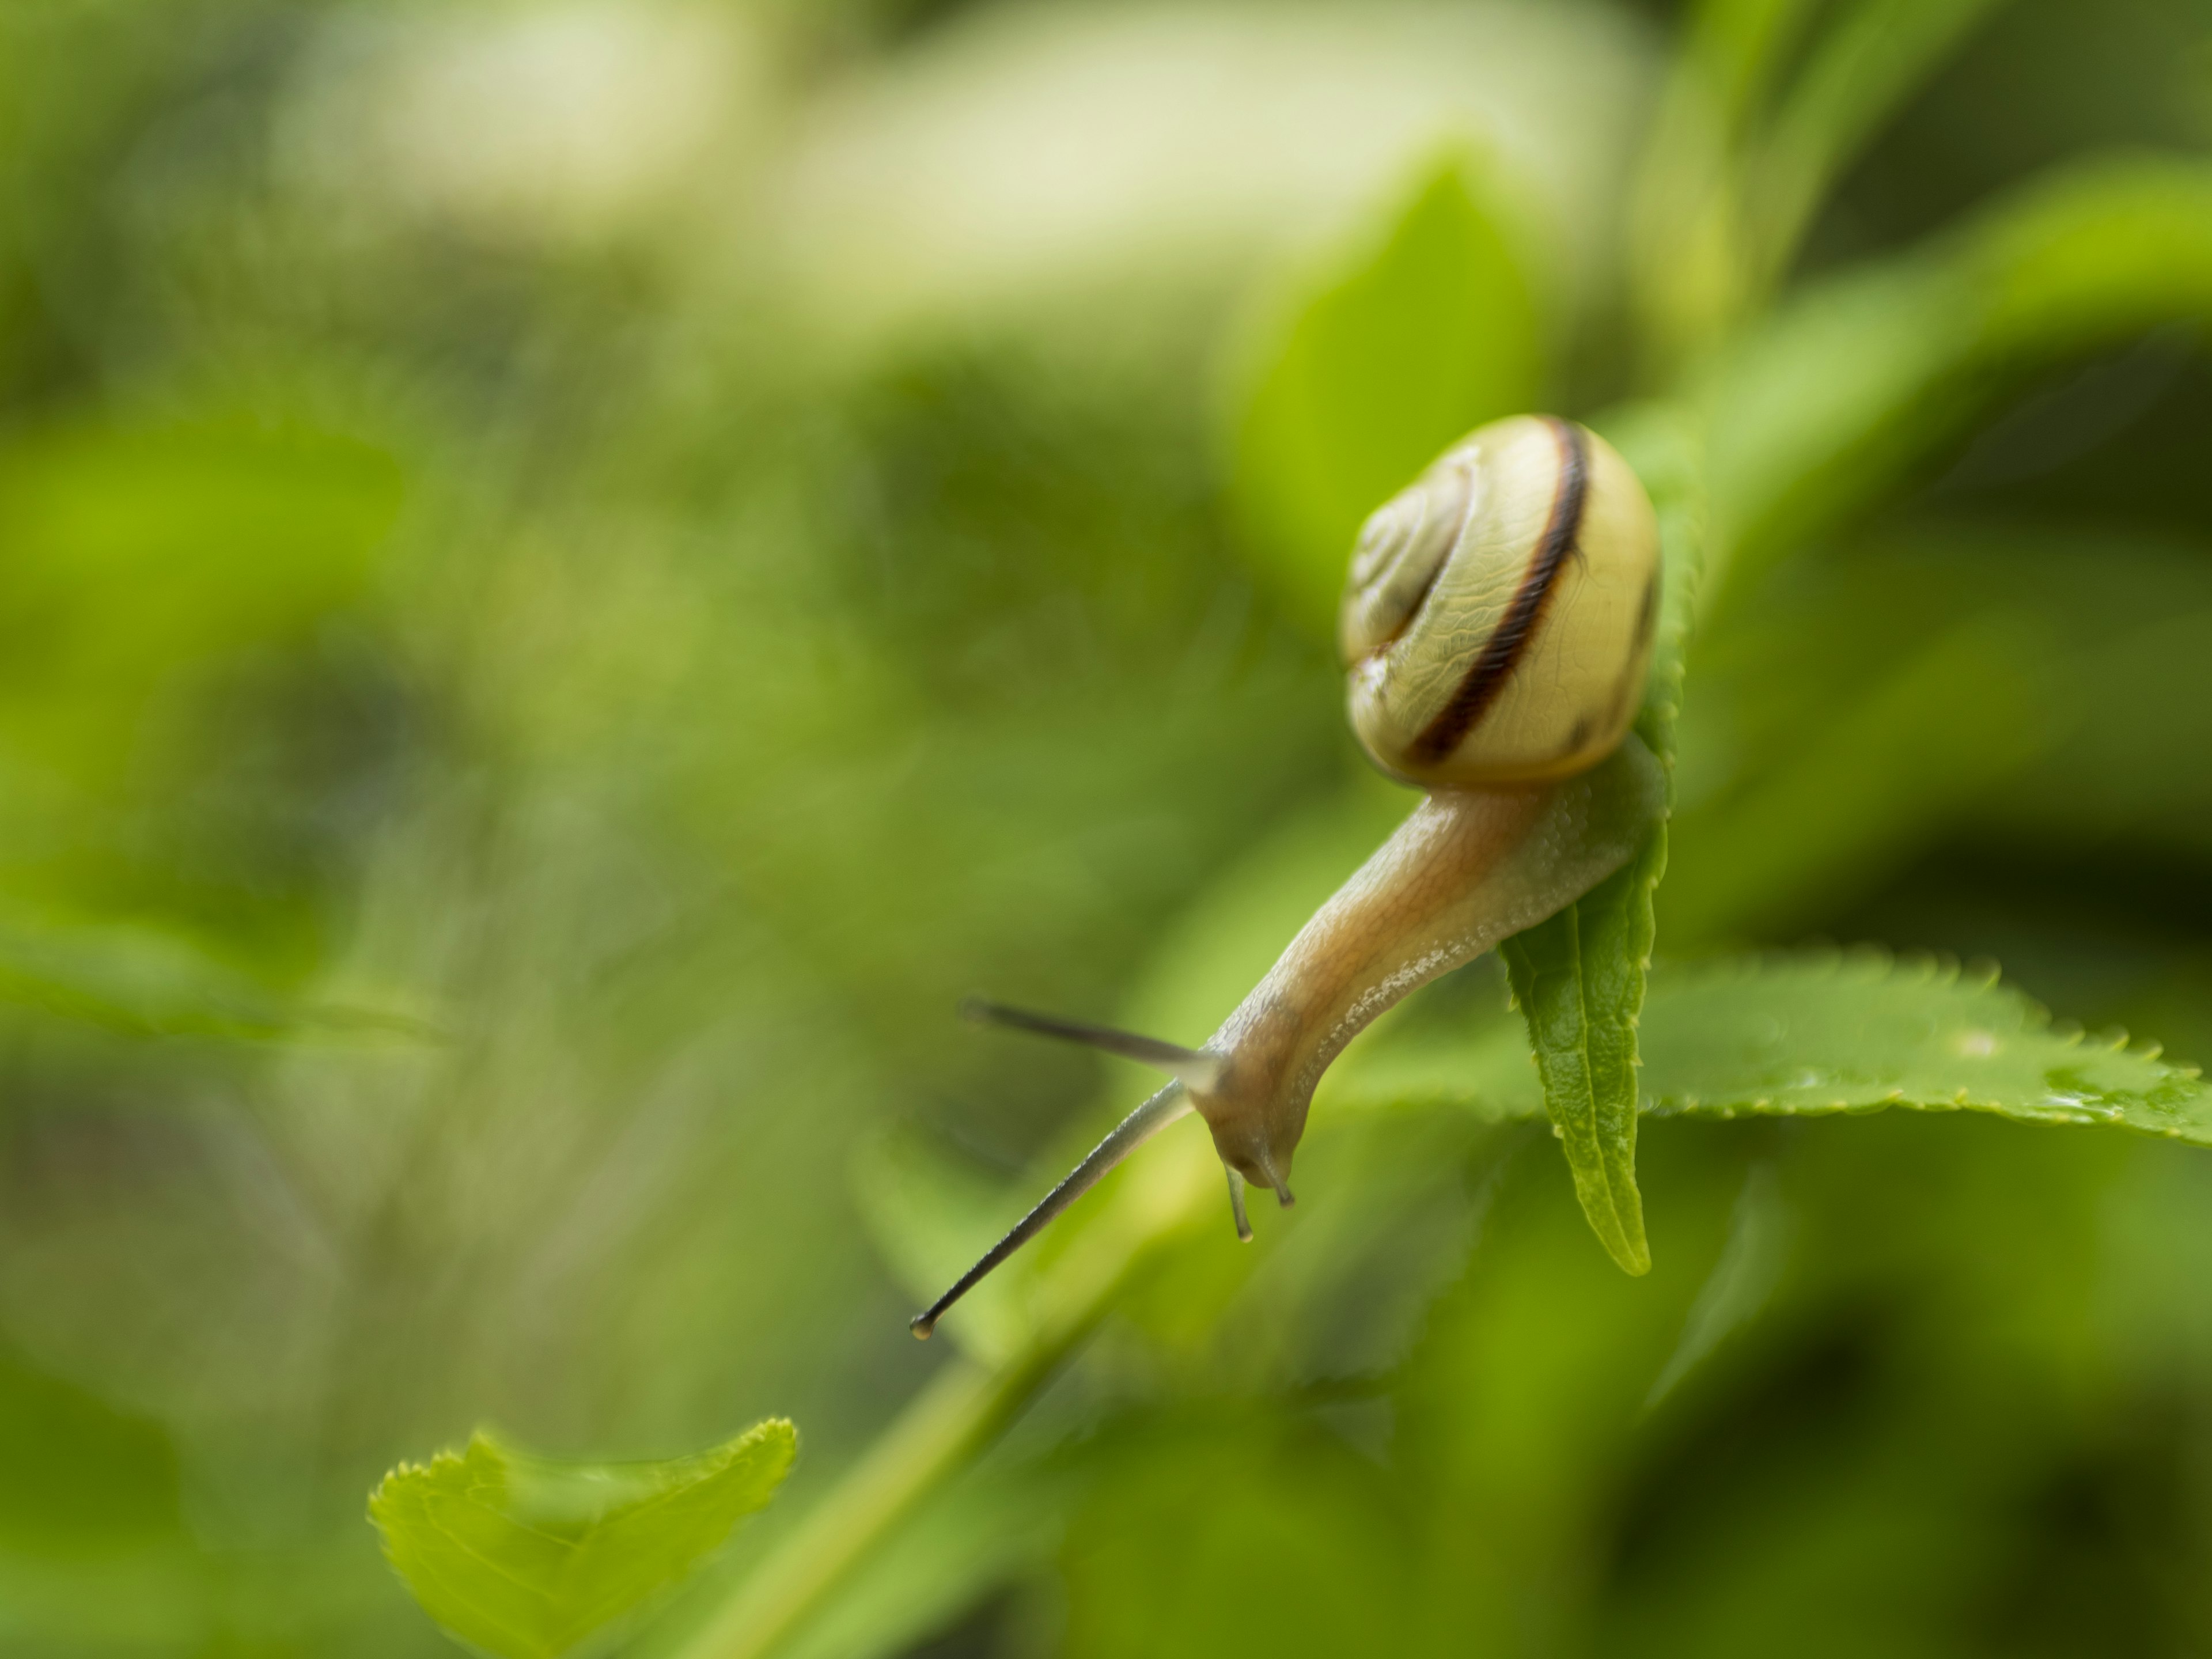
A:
4;1;2212;1654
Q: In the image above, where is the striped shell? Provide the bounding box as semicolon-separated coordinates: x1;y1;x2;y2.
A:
1340;414;1661;787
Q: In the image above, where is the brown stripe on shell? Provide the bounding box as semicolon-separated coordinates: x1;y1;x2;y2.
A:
1410;418;1589;766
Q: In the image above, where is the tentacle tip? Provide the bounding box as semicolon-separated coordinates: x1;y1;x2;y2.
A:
957;995;990;1025
1275;1184;1296;1209
909;1315;937;1340
1225;1166;1253;1241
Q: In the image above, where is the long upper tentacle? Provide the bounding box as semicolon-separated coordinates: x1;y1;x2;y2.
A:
961;999;1223;1091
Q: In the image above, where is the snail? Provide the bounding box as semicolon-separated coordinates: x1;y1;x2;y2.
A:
913;414;1664;1338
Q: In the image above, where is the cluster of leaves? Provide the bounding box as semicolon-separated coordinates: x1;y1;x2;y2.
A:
375;0;2212;1652
6;0;2212;1656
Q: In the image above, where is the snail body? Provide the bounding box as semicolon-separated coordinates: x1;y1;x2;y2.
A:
915;415;1662;1337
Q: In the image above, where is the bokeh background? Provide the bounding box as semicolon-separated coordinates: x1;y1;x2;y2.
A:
5;1;2212;1654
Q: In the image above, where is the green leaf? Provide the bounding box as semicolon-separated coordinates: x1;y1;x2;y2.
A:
0;417;404;994
1743;0;2009;289
771;1455;1071;1659
1705;156;2212;603
1663;525;2212;943
1631;0;1987;358
1677;0;1824;131
0;904;434;1043
0;418;400;791
1336;952;2212;1146
1661;610;2050;943
0;910;298;1039
1232;151;1542;640
1490;404;1706;1274
370;1421;797;1659
1502;855;1656;1275
1638;955;2210;1139
854;1129;1040;1367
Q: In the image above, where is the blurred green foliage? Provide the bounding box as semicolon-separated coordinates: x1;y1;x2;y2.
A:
372;1422;794;1658
1232;154;1541;634
4;1;2212;1657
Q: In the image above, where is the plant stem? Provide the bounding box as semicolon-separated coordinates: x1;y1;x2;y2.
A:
672;1132;1213;1659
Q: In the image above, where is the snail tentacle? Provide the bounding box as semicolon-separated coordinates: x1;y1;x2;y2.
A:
910;1080;1191;1339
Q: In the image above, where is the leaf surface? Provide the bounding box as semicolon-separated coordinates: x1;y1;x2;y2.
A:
1502;841;1660;1275
1338;952;2212;1146
371;1421;796;1659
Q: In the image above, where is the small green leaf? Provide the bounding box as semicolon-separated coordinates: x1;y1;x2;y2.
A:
1336;952;2212;1146
1232;151;1542;639
370;1421;797;1659
1502;858;1655;1275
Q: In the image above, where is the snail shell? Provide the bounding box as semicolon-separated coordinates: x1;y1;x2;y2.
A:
1341;414;1661;787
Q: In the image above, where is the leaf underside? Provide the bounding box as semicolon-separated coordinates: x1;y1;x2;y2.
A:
369;1419;796;1659
1501;832;1664;1276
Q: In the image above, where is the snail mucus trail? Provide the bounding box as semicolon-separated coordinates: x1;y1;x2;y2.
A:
912;415;1663;1339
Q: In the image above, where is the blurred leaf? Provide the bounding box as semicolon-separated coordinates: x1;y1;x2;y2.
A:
1666;527;2212;941
1203;1102;1505;1387
1972;157;2212;354
0;419;400;784
1680;0;1822;129
771;1454;1070;1659
372;1421;796;1659
1633;0;1993;359
854;1130;1039;1368
1059;1412;1416;1659
1706;156;2212;603
0;904;431;1042
0;418;407;997
1232;152;1541;639
1663;611;2052;942
0;1342;182;1556
0;908;297;1039
1643;1157;1790;1407
1389;1119;1759;1646
0;1343;347;1651
1343;951;2212;1145
1493;403;1706;1274
768;5;1649;361
1745;0;2009;288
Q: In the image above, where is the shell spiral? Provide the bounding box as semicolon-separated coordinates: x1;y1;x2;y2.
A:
1340;414;1661;787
